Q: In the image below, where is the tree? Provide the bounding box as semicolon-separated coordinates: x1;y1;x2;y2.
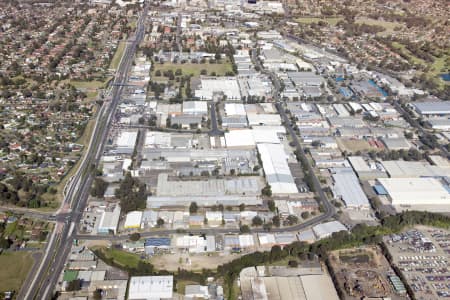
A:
239;203;246;211
129;233;140;241
262;185;272;197
240;225;251;233
115;173;147;214
189;202;199;213
272;215;281;227
252;216;263;226
157;218;165;227
267;200;276;212
301;211;310;219
288;260;298;268
66;279;82;291
93;289;103;300
91;178;108;198
286;215;299;225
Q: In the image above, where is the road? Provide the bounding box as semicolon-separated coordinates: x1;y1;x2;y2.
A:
392;101;450;159
22;3;149;300
209;101;223;136
76;40;336;242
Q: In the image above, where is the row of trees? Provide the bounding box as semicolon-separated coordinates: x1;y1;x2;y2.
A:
115;173;146;214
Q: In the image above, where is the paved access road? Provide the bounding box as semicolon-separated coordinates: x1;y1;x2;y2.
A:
22;3;149;299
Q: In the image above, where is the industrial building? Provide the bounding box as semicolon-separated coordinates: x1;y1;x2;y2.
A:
376;177;450;208
381;160;450;178
147;173;263;207
312;221;348;239
239;264;339;300
182;101;208;115
330;168;370;209
128;276;173;300
287;72;324;87
114;130;138;154
97;205;121;235
124;211;143;229
257;143;298;194
194;76;241;100
347;156;387;180
411;101;450;116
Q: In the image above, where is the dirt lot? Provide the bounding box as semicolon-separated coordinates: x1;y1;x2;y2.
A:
150;251;244;271
328;246;408;300
337;138;376;153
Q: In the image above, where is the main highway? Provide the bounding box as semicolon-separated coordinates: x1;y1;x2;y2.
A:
21;3;149;299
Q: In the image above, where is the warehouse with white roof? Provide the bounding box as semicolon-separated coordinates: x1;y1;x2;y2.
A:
331;168;370;209
257;143;298;194
376;177;450;209
195;77;241;100
225;103;246;116
124;211;143;229
182;101;208;115
312;221;348;239
128;276;173;300
115;130;138;154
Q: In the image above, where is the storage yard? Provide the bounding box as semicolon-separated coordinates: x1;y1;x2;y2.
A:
328;246;408;300
383;226;450;300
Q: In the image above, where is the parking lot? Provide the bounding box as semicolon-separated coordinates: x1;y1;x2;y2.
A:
384;226;450;299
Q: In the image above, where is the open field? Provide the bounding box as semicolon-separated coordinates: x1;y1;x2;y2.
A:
391;42;426;66
337;138;375;153
0;252;34;293
296;17;343;26
150;252;244;272
153;61;233;78
110;41;126;70
92;246;143;269
356;17;403;34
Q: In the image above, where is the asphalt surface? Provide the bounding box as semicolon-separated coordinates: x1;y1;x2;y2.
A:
23;3;149;299
209;101;223;136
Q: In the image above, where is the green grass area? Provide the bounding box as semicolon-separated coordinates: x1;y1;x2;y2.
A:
70;80;107;90
153;61;234;77
110;41;126;70
4;222;17;236
92;246;142;269
296;17;343;26
63;270;78;282
355;17;402;33
0;252;34;293
391;42;427;66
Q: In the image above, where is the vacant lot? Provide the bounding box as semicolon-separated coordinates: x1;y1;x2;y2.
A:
355;17;403;34
153;61;233;78
337;138;374;153
150;252;244;272
93;246;143;269
0;252;34;293
110;41;126;70
329;246;406;300
296;17;343;26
